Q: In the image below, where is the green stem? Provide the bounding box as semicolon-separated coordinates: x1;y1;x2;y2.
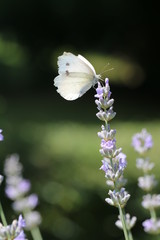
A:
128;229;134;240
150;208;157;220
122;209;134;240
0;201;11;240
118;205;129;240
105;120;108;130
0;201;8;226
30;226;43;240
110;157;114;170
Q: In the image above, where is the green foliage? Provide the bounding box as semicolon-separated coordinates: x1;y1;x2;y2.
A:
1;95;160;240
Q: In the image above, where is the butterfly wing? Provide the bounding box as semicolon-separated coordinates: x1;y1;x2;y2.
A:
54;52;98;100
57;52;96;76
54;72;95;100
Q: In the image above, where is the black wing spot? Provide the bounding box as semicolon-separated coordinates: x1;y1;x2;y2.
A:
66;62;70;66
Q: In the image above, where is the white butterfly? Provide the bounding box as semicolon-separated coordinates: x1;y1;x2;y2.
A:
54;52;101;100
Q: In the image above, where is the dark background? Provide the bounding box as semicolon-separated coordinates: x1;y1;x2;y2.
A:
0;0;159;240
0;0;159;94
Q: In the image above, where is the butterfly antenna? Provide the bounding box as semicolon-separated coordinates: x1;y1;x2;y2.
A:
100;62;110;73
98;62;114;76
100;67;114;75
97;67;114;84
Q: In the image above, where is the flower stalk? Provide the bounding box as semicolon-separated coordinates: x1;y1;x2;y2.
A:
4;154;43;240
118;205;129;240
132;129;160;235
0;201;8;228
95;79;136;240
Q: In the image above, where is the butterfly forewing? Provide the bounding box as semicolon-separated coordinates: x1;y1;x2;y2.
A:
58;52;95;76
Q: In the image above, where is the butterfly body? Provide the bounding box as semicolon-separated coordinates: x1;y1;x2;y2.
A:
54;52;100;100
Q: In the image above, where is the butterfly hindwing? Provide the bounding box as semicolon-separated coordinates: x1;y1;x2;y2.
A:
54;72;94;100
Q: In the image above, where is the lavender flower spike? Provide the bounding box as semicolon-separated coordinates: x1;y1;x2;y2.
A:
96;79;128;194
132;129;159;237
95;79;134;239
4;154;42;231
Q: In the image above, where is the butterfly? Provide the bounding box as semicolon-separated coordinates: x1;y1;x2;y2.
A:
54;52;101;100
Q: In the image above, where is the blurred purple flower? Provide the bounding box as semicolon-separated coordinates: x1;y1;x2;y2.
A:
28;194;39;208
4;154;42;229
13;194;38;212
4;154;22;176
115;213;137;230
5;179;31;200
132;129;153;154
142;218;160;234
0;129;4;141
142;194;160;209
138;175;157;192
25;211;42;230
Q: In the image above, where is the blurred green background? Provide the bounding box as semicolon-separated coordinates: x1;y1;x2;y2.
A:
0;0;159;239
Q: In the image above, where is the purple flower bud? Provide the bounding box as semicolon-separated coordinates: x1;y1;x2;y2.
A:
104;79;111;98
105;78;109;86
15;231;26;240
0;215;26;240
105;107;116;121
100;138;116;157
106;188;130;208
101;138;116;150
118;153;127;170
95;79;128;208
94;82;104;99
100;159;109;172
18;215;26;229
